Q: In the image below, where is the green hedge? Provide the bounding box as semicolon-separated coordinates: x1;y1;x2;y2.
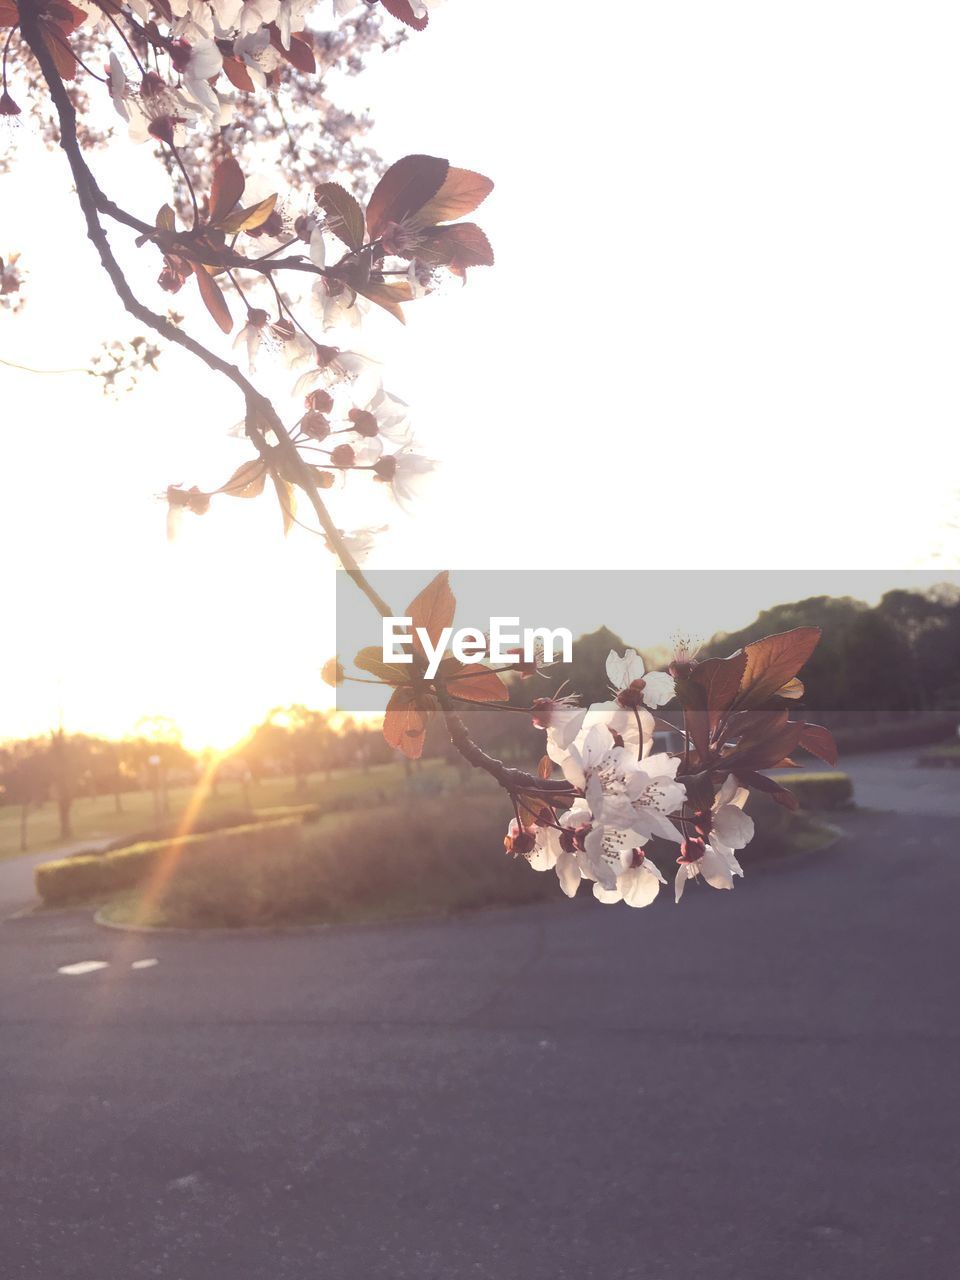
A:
775;772;853;810
35;819;300;906
96;784;840;931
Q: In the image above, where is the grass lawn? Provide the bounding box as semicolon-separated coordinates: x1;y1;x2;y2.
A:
0;759;461;862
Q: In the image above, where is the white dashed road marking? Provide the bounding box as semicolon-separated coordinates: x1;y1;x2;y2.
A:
131;958;159;970
57;961;109;976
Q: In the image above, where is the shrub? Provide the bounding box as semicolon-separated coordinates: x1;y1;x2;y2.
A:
96;786;839;931
776;772;853;810
101;797;554;929
35;819;300;906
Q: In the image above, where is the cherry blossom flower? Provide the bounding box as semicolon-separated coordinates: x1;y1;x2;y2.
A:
233;29;283;89
106;53;129;122
169;38;224;120
711;775;755;857
551;801;667;907
606;647;676;710
372;450;435;510
324;527;384;565
233;307;270;369
532;695;587;751
128;73;196;145
504;818;561;873
674;839;744;903
293;348;380;399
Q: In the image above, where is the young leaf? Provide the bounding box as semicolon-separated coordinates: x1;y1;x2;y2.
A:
354;279;413;324
383;686;435;759
405;570;456;656
439;659;509;703
315;182;366;251
379;0;429;31
416;223;494;273
193;266;232;334
797;722;839;767
270;472;296;536
734;770;800;812
686;651;748;733
209;157;245;225
735;627;822;709
354;646;409;686
366;155;449;241
219;459;266;498
156;204;176;233
267;24;316;72
218;194;278;235
222;55;255;93
43;28;77;79
414;168;494;226
287;34;316;72
726;720;803;771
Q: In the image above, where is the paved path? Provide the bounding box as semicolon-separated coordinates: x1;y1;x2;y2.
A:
825;745;960;816
1;796;958;1280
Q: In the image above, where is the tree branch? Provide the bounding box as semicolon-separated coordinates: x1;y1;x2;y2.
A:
19;6;392;622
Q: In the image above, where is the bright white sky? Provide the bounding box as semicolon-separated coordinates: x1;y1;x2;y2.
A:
1;0;958;747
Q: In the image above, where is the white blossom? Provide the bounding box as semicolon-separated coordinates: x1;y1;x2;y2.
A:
606;647;676;710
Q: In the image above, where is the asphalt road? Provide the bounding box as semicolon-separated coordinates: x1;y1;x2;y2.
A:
1;752;958;1280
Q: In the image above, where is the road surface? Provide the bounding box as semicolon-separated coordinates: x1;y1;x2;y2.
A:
0;750;957;1279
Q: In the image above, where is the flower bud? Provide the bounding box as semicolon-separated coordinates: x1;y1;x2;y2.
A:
0;91;21;117
321;658;344;687
305;388;334;413
301;410;330;441
615;678;647;710
348;408;378;438
330;443;356;468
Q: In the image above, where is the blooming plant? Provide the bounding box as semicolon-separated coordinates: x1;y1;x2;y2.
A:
2;1;838;909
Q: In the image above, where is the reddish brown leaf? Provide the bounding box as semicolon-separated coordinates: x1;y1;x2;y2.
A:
47;1;86;33
315;182;366;251
270;472;295;535
727;720;803;771
43;29;77;79
354;279;413;323
687;651;748;734
0;1;19;27
383;686;435;759
406;571;456;657
193;266;232;333
379;0;429;30
209;157;245;225
734;769;800;812
218;194;278;235
777;676;805;700
266;23;316;72
797;722;839;767
674;676;711;766
222;55;255;93
735;627;822;709
366;154;448;241
441;659;509;703
284;34;316;73
538;755;553;780
416;223;494;273
414;168;494;226
219;459;266;498
354;646;409;686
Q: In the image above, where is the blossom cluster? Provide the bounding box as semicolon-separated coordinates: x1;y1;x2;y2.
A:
509;648;753;907
335;574;839;916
